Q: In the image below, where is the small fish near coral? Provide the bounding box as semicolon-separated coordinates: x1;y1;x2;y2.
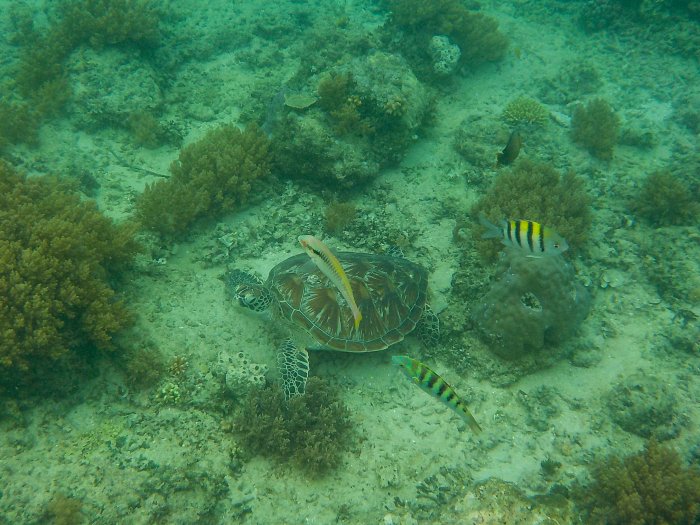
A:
479;214;568;257
298;235;363;329
392;355;482;434
496;129;522;167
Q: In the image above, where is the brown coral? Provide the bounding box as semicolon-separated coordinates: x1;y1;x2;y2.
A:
136;123;271;238
0;162;139;387
571;98;620;160
577;440;700;524
385;0;508;74
471;159;592;260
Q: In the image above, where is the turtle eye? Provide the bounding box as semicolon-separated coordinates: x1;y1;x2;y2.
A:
553;242;560;249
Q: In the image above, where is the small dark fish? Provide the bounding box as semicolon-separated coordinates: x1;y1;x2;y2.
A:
496;130;522;166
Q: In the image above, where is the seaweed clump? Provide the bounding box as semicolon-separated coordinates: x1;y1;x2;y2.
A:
44;494;85;525
571;98;620;160
633;170;700;226
471;159;592;261
576;440;700;524
54;0;161;50
136;124;271;238
0;162;139;389
233;377;352;476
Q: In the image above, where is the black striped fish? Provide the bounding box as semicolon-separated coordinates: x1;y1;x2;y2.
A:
392;355;482;434
479;214;568;257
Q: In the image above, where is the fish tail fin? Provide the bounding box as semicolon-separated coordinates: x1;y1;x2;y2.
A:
353;310;362;329
466;415;483;434
478;213;503;240
457;400;482;434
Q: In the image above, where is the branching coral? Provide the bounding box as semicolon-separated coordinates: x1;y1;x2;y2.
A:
471;159;592;260
502;96;549;127
571;98;620;160
136;124;271;238
233;377;352;476
633;170;700;226
55;0;161;50
0;162;139;387
385;0;508;74
577;441;700;524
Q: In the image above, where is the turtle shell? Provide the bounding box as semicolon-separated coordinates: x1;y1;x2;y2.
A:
267;252;429;352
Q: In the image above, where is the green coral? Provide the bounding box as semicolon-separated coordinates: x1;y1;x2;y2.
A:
233;377;353;476
471;159;592;260
0;162;139;388
502;96;549;127
576;440;700;524
384;0;508;76
633;170;700;226
136;124;271;238
571;98;620;160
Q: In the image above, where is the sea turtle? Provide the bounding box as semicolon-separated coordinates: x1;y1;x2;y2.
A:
225;250;438;398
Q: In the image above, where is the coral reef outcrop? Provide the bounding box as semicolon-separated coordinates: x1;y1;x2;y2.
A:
472;255;590;359
272;51;431;189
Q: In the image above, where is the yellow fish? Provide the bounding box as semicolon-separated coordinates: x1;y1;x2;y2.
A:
298;235;362;329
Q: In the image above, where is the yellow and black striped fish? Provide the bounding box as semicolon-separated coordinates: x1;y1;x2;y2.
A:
479;214;568;257
392;355;482;434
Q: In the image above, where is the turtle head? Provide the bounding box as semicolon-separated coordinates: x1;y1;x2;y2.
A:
235;284;272;313
225;269;272;313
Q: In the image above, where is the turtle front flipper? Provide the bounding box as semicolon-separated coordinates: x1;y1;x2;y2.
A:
225;269;272;312
416;304;440;347
277;338;310;400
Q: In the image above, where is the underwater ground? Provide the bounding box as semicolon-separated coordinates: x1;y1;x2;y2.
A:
1;0;699;524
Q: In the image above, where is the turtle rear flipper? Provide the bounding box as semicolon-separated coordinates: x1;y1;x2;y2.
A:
277;338;309;400
416;304;440;346
224;269;272;312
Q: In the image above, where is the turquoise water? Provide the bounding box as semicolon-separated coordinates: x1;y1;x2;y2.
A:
1;1;699;523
